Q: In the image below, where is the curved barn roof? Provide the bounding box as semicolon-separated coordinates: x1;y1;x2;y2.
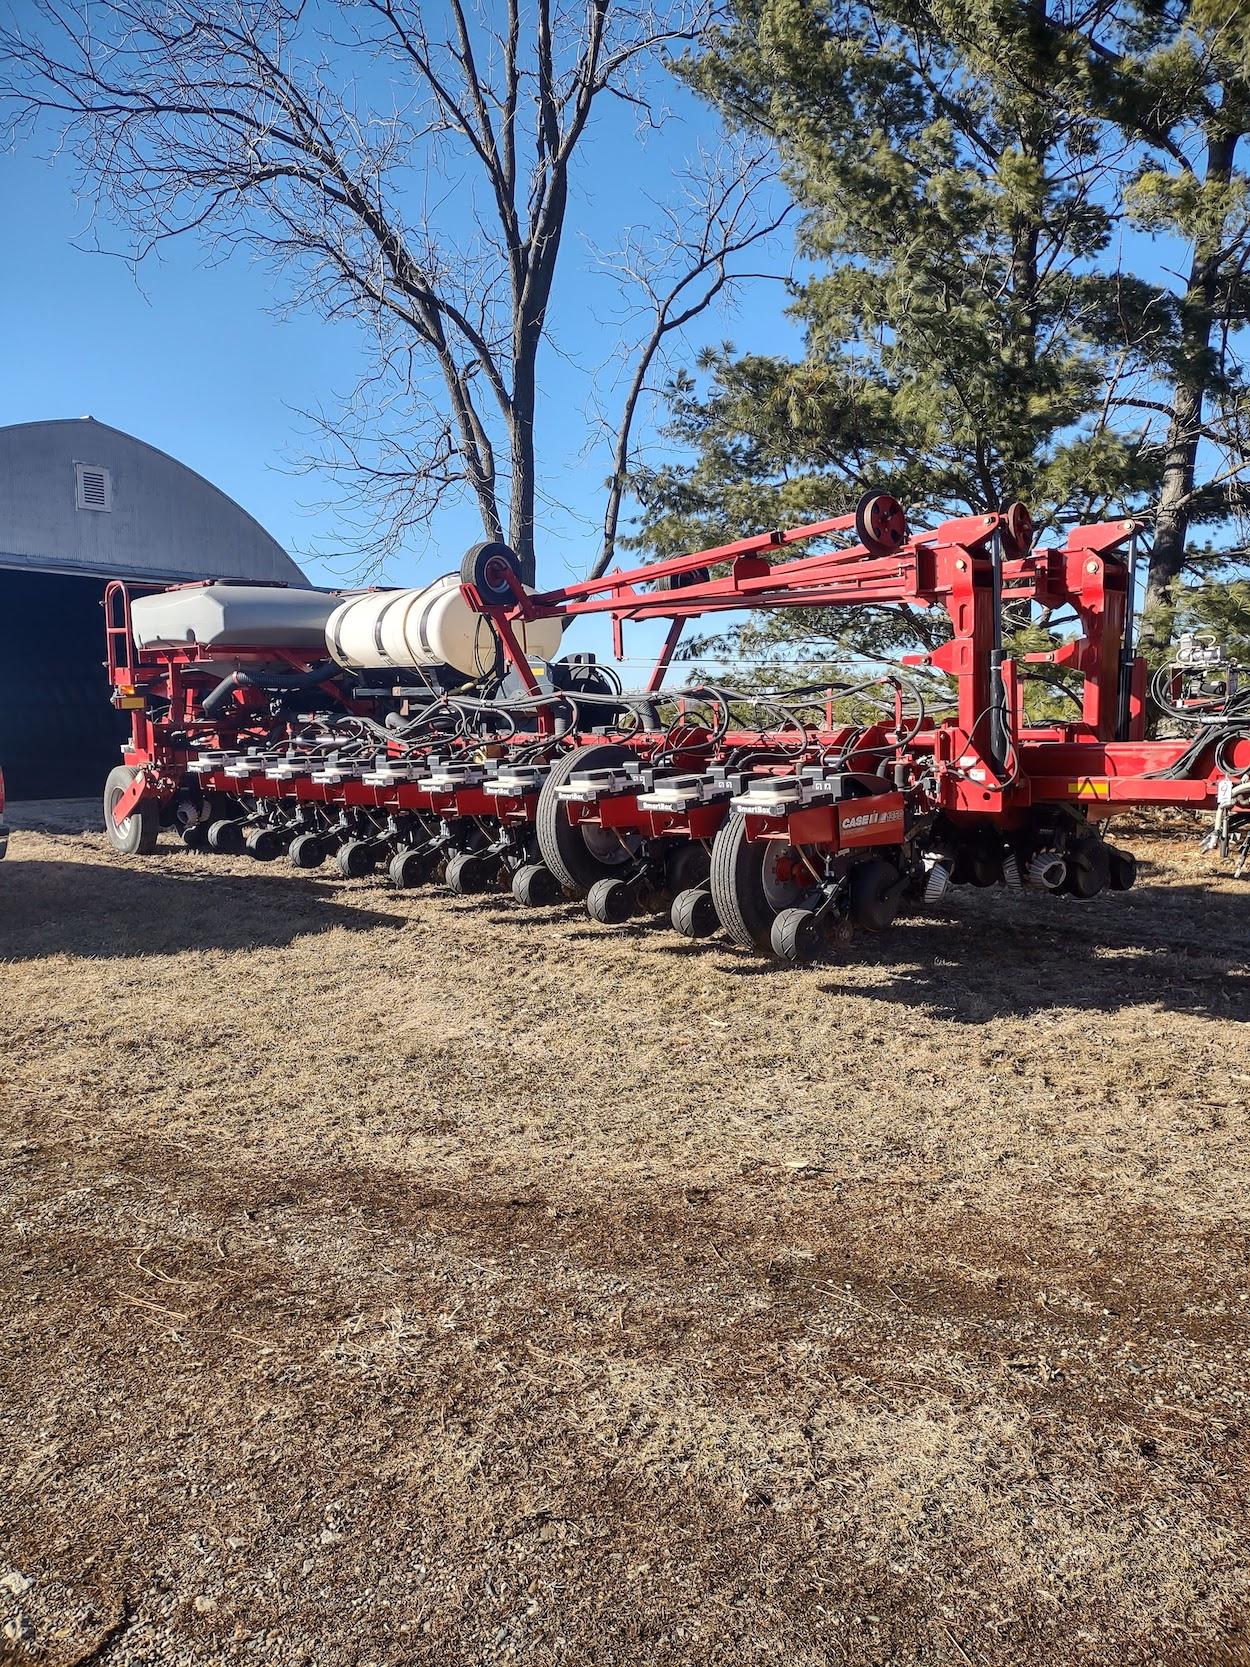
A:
0;417;306;585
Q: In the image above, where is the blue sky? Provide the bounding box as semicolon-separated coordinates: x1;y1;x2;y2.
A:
0;45;797;658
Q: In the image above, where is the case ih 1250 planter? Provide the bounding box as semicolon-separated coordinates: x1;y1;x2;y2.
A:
101;495;1250;962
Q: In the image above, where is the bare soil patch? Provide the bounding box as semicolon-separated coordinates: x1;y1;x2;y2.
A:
1;809;1248;1665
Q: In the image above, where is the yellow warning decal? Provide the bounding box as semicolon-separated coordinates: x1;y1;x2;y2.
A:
1070;780;1110;798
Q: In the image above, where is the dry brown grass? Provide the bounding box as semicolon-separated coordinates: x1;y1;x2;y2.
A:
1;804;1248;1666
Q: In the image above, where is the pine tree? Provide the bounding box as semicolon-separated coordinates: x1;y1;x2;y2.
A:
1088;0;1250;622
633;0;1249;666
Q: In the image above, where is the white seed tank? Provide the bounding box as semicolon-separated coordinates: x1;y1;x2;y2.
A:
324;574;562;678
130;584;339;652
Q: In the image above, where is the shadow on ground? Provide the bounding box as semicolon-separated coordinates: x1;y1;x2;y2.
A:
565;877;1249;1022
0;852;405;960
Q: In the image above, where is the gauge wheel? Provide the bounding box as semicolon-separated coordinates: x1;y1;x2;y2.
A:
512;862;561;907
336;838;377;879
535;742;641;893
289;832;327;870
710;812;817;952
104;766;159;855
671;887;719;939
770;906;822;964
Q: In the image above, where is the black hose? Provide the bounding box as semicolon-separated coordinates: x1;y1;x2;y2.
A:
202;661;340;718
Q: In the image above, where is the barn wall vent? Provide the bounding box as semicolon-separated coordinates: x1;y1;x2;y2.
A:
76;463;112;512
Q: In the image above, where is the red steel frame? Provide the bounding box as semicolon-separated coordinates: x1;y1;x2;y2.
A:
103;507;1250;842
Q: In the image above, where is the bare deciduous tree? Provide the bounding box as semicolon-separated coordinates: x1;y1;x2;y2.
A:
0;0;785;580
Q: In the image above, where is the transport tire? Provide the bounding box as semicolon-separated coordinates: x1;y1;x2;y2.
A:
587;877;633;925
535;742;640;893
710;812;812;952
1001;500;1035;560
855;490;907;555
771;906;821;964
103;765;160;856
460;541;522;606
512;862;561;907
671;886;718;939
654;564;711;592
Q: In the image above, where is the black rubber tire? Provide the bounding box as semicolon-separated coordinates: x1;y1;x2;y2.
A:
710;812;805;952
587;877;634;925
847;858;903;932
207;818;247;856
665;840;711;896
289;832;327;870
1065;839;1110;900
1107;847;1137;892
336;839;377;879
181;822;211;851
460;541;522;606
512;862;561;907
1001;500;1035;560
855;490;908;555
445;850;493;894
654;564;711;592
245;826;285;862
771;906;822;964
535;742;639;893
671;887;719;939
389;846;436;888
104;765;160;856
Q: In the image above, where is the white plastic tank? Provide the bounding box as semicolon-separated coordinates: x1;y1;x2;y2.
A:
324;574;562;678
130;583;339;651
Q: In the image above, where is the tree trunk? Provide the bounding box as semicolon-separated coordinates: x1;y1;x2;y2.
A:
1144;131;1238;629
508;342;538;586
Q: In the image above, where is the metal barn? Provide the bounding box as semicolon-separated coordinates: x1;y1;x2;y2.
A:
0;417;305;799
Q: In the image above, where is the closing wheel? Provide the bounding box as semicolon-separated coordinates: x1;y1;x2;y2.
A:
1107;847;1137;891
1065;839;1110;899
671;887;719;939
536;742;641;893
389;846;437;888
460;541;522;606
446;850;493;894
336;839;377;879
245;826;286;862
847;858;905;932
587;877;634;925
771;907;822;964
181;822;211;851
104;765;160;856
207;817;247;856
710;812;815;951
289;832;327;870
665;840;711;896
855;490;908;555
512;862;561;907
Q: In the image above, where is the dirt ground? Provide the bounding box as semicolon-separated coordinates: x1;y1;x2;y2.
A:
1;802;1248;1667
